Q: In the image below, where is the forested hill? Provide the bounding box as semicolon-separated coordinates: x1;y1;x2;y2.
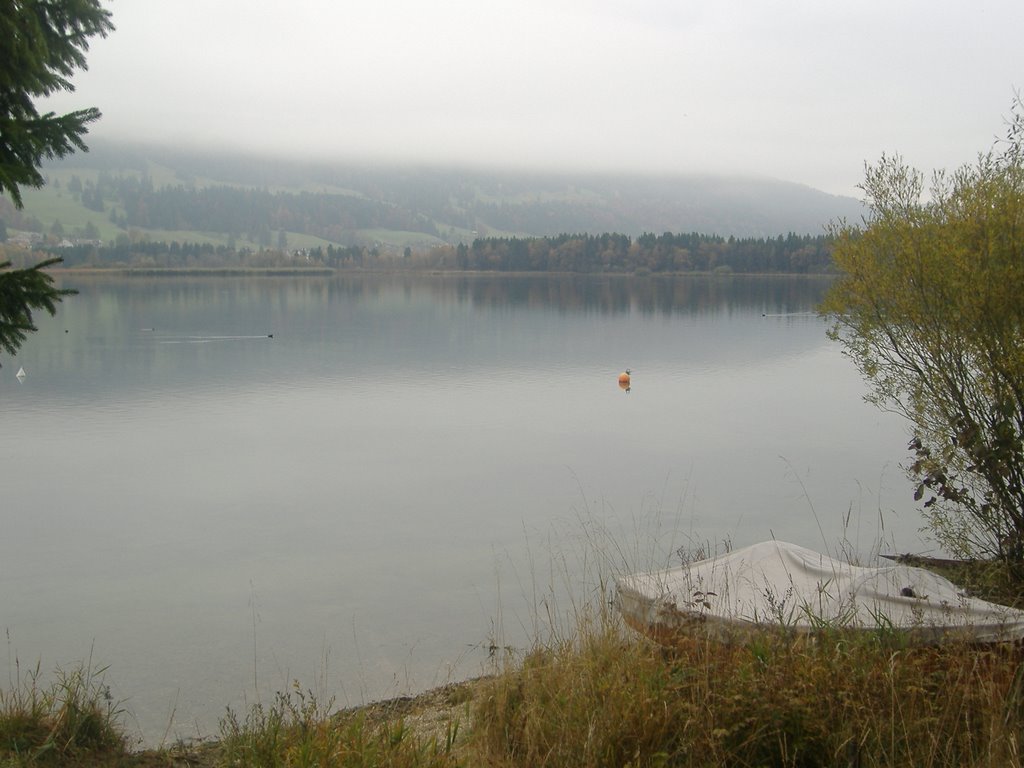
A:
10;140;862;249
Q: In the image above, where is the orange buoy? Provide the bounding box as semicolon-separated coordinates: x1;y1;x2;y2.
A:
618;369;631;392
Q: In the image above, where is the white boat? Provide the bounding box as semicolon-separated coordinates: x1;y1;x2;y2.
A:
616;540;1024;645
16;366;25;379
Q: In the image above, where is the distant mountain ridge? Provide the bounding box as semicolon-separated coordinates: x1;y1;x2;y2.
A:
31;140;863;246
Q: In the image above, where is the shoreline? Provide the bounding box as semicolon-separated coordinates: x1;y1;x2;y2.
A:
48;265;837;280
132;676;492;767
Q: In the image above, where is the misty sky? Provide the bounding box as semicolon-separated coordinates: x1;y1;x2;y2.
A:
43;0;1023;197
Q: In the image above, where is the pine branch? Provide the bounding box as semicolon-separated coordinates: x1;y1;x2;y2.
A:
0;258;76;364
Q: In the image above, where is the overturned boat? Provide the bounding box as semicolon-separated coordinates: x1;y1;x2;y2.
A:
616;540;1024;645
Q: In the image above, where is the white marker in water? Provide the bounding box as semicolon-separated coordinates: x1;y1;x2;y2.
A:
16;366;26;380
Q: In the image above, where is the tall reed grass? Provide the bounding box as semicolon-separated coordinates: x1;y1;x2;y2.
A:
210;558;1024;768
0;654;126;765
474;606;1024;767
5;531;1024;766
218;681;465;767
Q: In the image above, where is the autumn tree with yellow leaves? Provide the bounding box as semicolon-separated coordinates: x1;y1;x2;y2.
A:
824;97;1024;562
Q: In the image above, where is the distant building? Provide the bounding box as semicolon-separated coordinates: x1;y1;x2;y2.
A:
7;231;42;247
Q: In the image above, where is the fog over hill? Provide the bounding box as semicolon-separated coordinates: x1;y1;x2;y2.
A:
39;140;864;243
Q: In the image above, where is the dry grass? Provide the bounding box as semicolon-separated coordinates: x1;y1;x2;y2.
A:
215;680;468;767
0;656;127;766
7;624;1024;767
472;611;1024;768
7;566;1024;766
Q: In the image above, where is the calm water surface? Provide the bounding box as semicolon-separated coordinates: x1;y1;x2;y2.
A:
0;274;928;744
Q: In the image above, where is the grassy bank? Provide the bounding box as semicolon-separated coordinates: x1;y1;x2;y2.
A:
0;655;128;766
4;570;1024;767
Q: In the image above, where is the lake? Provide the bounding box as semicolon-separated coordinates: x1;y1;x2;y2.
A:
0;273;930;745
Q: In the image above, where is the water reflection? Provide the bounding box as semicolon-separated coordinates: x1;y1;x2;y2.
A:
321;272;833;317
6;274;836;409
55;271;834;315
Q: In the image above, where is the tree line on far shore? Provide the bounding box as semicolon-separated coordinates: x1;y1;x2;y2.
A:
9;229;835;274
422;231;833;274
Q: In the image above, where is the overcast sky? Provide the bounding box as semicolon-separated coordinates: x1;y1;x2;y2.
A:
43;0;1023;197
